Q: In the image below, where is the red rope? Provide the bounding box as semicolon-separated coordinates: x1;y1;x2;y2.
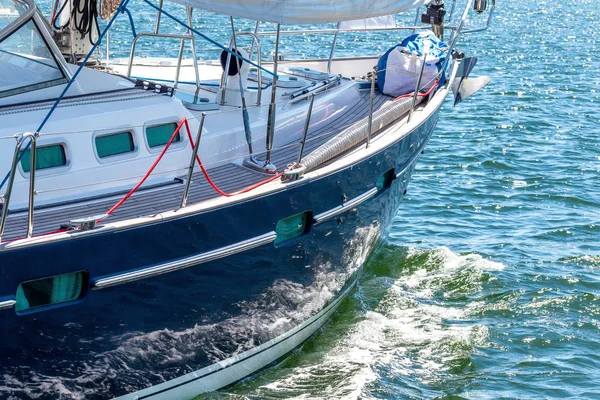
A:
181;119;283;197
7;117;283;241
103;117;282;219
393;81;439;102
105;118;187;216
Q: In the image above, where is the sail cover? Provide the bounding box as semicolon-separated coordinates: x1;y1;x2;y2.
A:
168;0;425;24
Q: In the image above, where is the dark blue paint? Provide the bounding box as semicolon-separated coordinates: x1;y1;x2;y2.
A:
0;109;438;399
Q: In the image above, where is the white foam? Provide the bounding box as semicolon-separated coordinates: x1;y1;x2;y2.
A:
244;246;501;398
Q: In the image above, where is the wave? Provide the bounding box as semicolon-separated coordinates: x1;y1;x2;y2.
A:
217;246;504;399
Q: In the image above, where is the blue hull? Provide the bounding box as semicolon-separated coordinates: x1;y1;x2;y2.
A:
0;111;439;399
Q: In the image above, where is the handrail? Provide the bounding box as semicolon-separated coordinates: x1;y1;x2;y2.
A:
298;93;316;164
366;68;376;148
408;51;428;123
0;133;37;243
127;2;200;88
327;22;341;74
462;0;496;33
440;0;474;74
181;113;206;208
220;32;263;106
141;0;279;81
254;0;493;74
256;26;455;37
126;32;198;87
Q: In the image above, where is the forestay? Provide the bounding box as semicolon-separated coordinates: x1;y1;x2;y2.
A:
167;0;425;24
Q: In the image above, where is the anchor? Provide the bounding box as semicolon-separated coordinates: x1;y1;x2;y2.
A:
451;56;491;106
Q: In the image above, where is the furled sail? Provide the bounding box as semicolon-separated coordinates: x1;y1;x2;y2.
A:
168;0;425;25
339;15;397;30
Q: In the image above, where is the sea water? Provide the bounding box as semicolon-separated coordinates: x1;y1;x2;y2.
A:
37;0;600;397
198;1;600;398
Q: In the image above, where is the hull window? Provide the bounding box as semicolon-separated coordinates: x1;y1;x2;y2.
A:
376;168;396;192
146;122;180;148
96;131;135;158
15;271;87;313
275;211;312;245
20;144;66;172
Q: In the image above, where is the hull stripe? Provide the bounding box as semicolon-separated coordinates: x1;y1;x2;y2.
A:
313;187;378;225
0;300;16;311
92;231;277;290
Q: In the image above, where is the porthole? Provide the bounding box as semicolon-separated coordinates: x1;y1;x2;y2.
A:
95;131;135;158
376;168;395;192
275;211;312;245
146;122;180;148
15;271;87;313
20;144;66;172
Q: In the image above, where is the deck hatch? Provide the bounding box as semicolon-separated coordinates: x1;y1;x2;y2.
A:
146;122;180;148
275;211;312;245
20;144;66;172
15;271;86;312
95;131;135;158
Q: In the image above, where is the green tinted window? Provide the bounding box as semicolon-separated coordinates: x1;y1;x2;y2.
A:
15;271;85;312
275;211;311;245
146;123;180;148
376;169;395;192
95;131;134;158
20;145;66;172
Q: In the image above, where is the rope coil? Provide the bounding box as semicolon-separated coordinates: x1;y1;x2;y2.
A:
100;0;120;20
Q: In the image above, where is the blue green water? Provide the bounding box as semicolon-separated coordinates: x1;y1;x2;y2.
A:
42;0;600;397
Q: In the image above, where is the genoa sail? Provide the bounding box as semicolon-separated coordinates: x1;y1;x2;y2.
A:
167;0;424;25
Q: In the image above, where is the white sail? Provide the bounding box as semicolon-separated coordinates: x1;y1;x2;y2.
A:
168;0;424;25
339;15;397;30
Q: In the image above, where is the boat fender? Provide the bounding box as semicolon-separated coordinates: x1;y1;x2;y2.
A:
220;48;244;76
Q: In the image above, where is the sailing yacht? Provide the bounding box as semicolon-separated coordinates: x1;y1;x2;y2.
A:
0;0;495;397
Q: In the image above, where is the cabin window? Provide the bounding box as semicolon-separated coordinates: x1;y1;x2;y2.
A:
275;211;312;245
376;168;395;192
15;271;86;312
146;122;180;148
95;131;135;158
20;144;67;172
